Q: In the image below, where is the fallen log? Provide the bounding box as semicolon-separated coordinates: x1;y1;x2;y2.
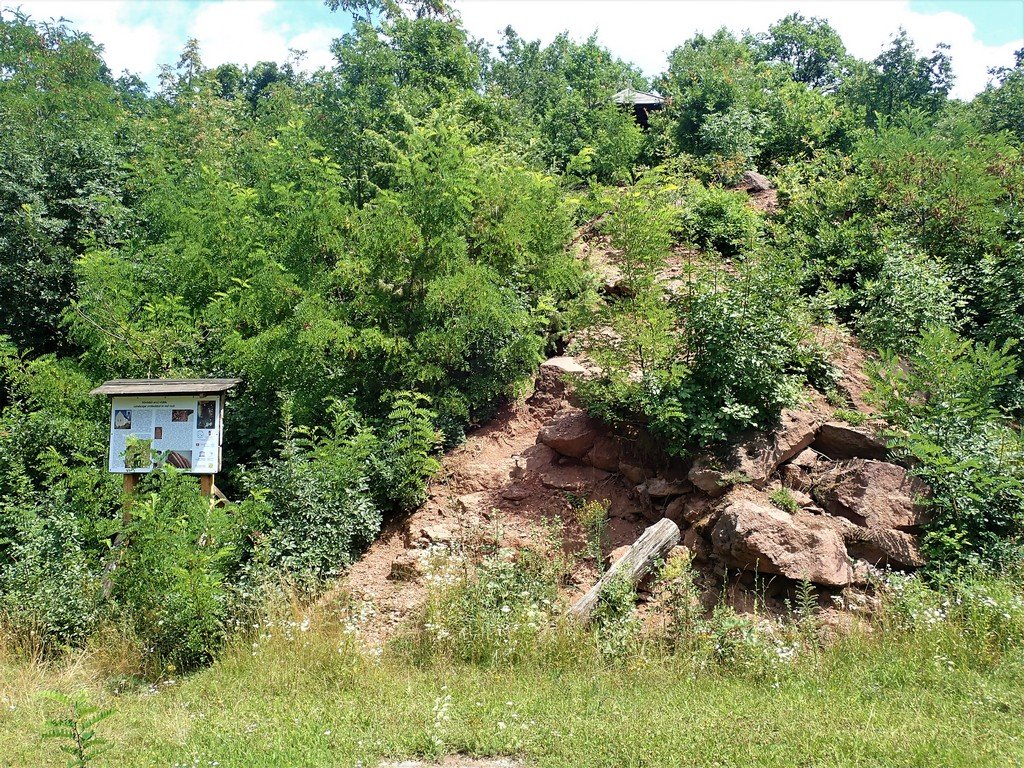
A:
570;518;681;620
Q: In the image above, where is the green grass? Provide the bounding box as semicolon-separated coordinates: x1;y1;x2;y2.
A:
2;626;1023;768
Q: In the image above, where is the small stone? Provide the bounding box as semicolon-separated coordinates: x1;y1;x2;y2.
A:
389;551;424;581
643;477;694;498
500;484;531;502
618;460;646;485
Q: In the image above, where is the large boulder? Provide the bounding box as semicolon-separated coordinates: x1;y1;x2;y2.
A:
689;408;823;495
845;527;925;569
711;497;851;586
585;436;621;472
813;422;888;461
538;410;602;458
736;170;773;193
821;515;925;569
814;460;929;530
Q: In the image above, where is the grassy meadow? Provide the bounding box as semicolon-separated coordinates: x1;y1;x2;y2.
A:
3;579;1023;768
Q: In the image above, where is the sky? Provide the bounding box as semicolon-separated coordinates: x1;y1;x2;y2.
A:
3;0;1023;99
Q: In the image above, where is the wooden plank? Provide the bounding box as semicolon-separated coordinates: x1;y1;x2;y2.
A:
122;472;139;501
569;518;680;620
90;378;241;396
199;474;214;497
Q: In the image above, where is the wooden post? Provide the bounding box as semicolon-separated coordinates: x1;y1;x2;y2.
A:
199;474;214;497
103;473;139;599
569;518;681;620
121;473;138;523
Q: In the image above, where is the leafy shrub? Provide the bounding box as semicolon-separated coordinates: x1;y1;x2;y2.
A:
0;491;102;652
578;181;815;454
414;266;544;442
676;180;762;257
769;488;799;513
370;392;442;511
590;575;641;659
110;470;254;672
410;545;562;666
697;107;767;184
870;328;1024;569
855;243;962;354
40;691;115;768
247;403;385;588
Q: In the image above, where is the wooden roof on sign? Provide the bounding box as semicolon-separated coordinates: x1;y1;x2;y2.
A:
90;378;242;397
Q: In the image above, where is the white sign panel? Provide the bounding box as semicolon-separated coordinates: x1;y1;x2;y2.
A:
108;395;224;474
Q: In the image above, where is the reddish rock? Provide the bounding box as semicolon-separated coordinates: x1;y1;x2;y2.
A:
814;422;888;461
711;498;852;586
518;443;555;473
538;410;602;458
814;460;929;530
688;457;734;497
681;526;711;562
618;460;646;485
538;464;610;492
665;495;711;526
689;408;824;493
736;170;773;193
500;484;531;502
839;524;925;569
407;523;454;548
533;357;587;402
790;448;819;469
456;491;490;514
585;436;621;472
642;477;693;498
781;463;810;492
606;545;632;568
664;496;686;525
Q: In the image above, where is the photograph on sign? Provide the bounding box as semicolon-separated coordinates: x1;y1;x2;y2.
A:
197;400;217;429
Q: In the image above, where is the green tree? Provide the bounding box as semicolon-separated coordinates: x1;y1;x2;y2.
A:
0;11;131;352
843;29;953;125
485;28;647;181
757;13;848;92
973;48;1024;142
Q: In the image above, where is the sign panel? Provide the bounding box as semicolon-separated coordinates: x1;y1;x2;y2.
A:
107;395;223;474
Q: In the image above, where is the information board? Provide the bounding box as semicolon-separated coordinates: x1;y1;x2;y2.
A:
107;394;223;474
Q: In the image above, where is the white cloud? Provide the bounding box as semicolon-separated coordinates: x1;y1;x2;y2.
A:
10;0;165;79
455;0;1023;99
5;0;344;82
289;28;343;71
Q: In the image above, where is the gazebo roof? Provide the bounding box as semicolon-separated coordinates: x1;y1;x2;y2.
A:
612;87;665;107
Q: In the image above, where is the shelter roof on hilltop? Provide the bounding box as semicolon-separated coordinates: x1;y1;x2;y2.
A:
611;87;665;107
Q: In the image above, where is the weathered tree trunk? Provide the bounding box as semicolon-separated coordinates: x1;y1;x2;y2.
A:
570;518;681;620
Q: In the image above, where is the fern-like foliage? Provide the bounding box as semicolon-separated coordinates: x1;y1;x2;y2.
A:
40;691;115;767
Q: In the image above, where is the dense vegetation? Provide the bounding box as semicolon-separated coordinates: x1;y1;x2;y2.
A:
1;0;1022;697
